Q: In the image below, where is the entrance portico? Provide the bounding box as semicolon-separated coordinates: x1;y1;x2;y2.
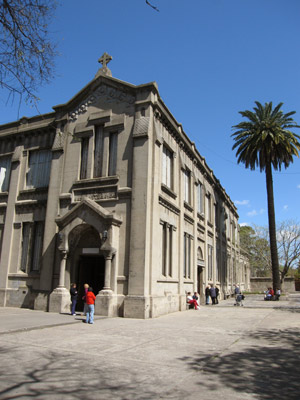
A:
49;198;122;316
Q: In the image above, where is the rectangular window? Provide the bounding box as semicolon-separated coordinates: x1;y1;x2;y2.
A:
184;233;191;279
80;138;89;179
197;182;203;214
31;222;44;271
206;193;212;222
0;224;4;259
227;219;231;238
0;156;11;192
161;222;173;277
162;146;173;189
108;132;118;176
162;223;167;276
183;169;191;204
20;223;32;272
27;150;52;188
216;243;220;282
215;202;219;229
20;222;44;272
168;226;173;277
208;244;213;281
93;126;104;177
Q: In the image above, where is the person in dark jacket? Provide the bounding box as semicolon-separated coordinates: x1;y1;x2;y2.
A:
215;286;220;304
210;284;217;305
205;286;210;305
70;283;78;316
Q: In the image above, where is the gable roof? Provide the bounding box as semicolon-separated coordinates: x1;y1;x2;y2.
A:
55;197;122;229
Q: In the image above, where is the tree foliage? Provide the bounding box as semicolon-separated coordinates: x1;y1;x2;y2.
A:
240;225;271;277
0;0;57;107
232;101;300;290
240;221;300;281
276;220;300;280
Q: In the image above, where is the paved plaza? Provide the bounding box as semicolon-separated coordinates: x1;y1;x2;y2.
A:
0;295;299;400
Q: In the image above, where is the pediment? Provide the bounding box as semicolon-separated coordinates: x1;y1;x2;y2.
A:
53;75;136;123
56;197;122;230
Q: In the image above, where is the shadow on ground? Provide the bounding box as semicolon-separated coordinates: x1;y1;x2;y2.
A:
179;328;300;400
0;349;171;400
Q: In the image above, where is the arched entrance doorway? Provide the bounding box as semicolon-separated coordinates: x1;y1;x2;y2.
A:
50;198;122;316
76;255;105;311
68;224;104;312
197;246;205;304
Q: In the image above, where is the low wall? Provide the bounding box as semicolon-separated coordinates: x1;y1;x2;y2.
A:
250;277;295;293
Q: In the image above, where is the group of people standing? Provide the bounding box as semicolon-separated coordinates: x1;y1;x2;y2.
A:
205;284;220;305
70;283;96;324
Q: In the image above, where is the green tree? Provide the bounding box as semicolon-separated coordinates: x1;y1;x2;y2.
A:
240;225;271;277
232;102;300;291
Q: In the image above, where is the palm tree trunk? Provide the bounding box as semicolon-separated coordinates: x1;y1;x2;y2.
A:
265;163;281;291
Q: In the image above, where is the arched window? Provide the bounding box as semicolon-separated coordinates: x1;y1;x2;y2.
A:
197;246;204;261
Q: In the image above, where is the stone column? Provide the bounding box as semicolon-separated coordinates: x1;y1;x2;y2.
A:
103;255;112;290
95;245;117;317
58;250;67;288
49;249;70;313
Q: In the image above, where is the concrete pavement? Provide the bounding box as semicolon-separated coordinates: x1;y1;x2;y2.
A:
0;296;299;400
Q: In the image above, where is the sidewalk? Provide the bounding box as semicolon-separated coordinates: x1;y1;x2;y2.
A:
0;307;106;334
1;293;299;334
215;293;300;309
0;302;300;400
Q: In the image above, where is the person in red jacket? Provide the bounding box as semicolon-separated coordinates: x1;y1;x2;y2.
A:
85;287;96;324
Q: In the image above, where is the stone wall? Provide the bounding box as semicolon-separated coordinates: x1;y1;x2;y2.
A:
250;277;295;293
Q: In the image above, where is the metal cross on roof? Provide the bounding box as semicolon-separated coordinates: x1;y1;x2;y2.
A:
98;52;112;68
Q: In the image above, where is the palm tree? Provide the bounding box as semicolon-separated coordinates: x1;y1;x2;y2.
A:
231;101;300;291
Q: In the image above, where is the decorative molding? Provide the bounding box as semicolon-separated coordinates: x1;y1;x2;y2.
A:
133;117;150;138
73;185;117;202
158;195;180;215
117;275;127;281
52;130;66;151
69;84;135;121
184;201;193;213
118;187;132;199
73;176;119;188
18;188;48;202
15;200;47;211
12;146;22;163
161;184;177;199
184;213;194;225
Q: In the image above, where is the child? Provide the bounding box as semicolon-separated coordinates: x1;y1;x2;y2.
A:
82;283;89;315
85;287;96;324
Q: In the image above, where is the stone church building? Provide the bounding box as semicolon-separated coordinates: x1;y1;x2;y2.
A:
0;54;250;318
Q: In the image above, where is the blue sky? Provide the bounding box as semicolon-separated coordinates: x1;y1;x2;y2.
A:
1;0;300;227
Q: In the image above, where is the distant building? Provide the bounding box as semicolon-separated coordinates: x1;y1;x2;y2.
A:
0;54;250;318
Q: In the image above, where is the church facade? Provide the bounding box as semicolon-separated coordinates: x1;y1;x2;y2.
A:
0;55;250;318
